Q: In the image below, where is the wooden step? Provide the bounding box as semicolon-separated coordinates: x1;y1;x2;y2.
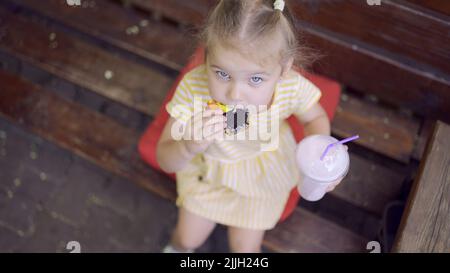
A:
411;119;435;161
332;150;404;215
289;0;450;74
0;5;172;116
333;93;421;163
19;0;450;90
406;0;450;16
0;69;368;252
125;0;214;26
119;0;450;123
1;0;421;164
9;0;193;71
0;69;176;201
266;206;367;253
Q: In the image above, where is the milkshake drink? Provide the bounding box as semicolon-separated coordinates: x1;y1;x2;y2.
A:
296;135;350;201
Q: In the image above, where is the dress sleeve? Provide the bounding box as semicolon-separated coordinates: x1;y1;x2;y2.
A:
165;75;195;124
290;74;322;118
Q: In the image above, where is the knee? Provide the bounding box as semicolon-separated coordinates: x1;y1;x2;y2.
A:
175;237;203;251
171;227;204;251
229;240;262;253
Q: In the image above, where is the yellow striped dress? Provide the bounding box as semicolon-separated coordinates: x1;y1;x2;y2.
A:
166;64;322;230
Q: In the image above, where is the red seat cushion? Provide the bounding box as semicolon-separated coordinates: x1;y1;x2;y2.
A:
138;47;341;223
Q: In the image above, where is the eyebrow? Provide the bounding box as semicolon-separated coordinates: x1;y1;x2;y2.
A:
211;65;270;76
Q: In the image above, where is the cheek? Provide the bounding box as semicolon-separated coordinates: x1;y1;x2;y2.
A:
250;84;277;105
207;77;224;99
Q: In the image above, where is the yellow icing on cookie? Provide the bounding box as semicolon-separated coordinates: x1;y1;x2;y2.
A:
207;100;229;112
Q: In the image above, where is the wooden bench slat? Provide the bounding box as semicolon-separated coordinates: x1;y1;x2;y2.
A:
290;0;450;74
121;0;450;123
393;121;450;252
412;119;435;161
333;152;405;215
333;93;421;163
0;6;171;116
0;69;177;201
406;0;450;16
302;24;450;123
11;0;193;71
127;0;214;26
0;69;367;252
266;207;367;253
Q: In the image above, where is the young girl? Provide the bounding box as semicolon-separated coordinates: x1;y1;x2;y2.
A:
156;0;343;253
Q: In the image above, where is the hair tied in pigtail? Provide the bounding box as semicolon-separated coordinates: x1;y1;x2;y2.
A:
273;0;285;12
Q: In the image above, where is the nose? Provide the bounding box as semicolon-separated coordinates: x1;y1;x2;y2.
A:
227;82;241;101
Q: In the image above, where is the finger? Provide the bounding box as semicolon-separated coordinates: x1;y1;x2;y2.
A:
201;119;226;140
192;110;206;124
204;126;226;141
203;108;223;118
326;180;342;192
192;112;224;132
204;123;225;138
204;116;226;135
203;114;227;128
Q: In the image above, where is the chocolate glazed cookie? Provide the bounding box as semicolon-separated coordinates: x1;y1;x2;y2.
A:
223;107;249;135
207;100;249;135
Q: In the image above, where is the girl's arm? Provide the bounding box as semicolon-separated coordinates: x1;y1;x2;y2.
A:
296;103;331;136
156;117;196;173
157;110;226;173
296;103;345;191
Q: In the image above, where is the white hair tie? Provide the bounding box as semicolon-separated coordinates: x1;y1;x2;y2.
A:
273;0;285;12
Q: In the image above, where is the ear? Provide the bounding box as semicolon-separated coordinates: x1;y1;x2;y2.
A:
280;57;294;79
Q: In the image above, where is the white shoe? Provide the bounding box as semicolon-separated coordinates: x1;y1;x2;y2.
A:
162;244;194;253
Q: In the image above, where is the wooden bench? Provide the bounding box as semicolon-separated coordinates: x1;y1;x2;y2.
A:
1;0;447;252
393;120;450;252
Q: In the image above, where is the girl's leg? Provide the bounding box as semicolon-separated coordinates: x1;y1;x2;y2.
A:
228;226;266;253
169;207;217;252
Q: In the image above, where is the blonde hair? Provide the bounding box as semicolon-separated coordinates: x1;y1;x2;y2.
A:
199;0;316;69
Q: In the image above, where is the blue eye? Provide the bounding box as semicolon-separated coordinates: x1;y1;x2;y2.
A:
216;71;230;81
250;76;263;85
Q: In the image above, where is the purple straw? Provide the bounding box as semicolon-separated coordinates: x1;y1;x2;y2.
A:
320;135;359;161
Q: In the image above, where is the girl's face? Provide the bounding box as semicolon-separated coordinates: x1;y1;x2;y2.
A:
206;43;287;111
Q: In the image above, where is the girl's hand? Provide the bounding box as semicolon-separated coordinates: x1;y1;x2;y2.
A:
183;108;226;155
326;178;343;192
326;145;349;192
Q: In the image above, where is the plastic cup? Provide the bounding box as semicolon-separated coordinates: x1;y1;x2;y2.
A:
296;135;350;201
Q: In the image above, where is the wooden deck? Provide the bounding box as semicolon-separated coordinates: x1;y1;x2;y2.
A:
0;0;448;252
